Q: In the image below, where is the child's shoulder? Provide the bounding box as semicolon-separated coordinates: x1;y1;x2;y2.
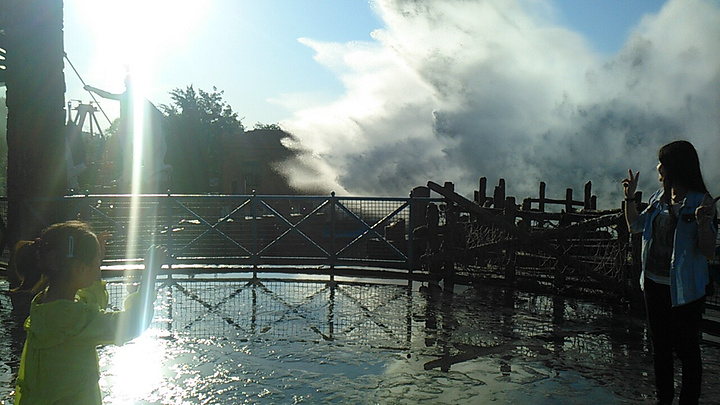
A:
27;295;104;343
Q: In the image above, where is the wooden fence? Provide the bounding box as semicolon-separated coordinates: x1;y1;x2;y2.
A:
414;178;639;300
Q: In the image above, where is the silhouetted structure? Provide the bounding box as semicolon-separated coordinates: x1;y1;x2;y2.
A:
220;129;302;195
1;0;68;244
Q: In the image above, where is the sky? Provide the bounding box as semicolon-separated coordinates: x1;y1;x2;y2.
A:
10;0;720;207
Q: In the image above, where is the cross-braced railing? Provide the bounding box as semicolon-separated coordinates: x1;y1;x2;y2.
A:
20;193;434;276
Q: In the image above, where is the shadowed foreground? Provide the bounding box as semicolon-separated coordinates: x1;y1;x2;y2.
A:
1;276;719;404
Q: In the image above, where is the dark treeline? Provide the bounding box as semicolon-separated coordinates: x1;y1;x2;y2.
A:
5;85;318;196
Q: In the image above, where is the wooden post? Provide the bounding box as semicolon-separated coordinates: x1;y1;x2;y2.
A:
539;182;546;212
425;203;442;279
410;186;430;228
522;198;531;211
565;188;573;213
493;179;506;210
410;186;430;270
584;181;592;210
519;199;531;233
554;212;570;290
476;177;487;206
504;196;517;283
443;196;457;291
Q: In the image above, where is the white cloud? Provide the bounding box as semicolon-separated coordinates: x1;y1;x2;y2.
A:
283;0;720;208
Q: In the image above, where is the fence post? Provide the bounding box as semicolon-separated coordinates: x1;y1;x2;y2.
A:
539;182;546;213
251;190;258;277
165;189;174;280
494;179;506;210
444;200;456;292
426;203;442;280
565;188;573;213
410;187;429;273
554;212;569;290
504;196;517;283
442;182;456;291
584;181;592;210
330;191;337;281
476;177;487;206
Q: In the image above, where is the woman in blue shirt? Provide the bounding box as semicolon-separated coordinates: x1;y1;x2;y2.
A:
623;140;718;405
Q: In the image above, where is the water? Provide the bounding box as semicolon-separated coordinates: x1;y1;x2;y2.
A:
2;276;719;404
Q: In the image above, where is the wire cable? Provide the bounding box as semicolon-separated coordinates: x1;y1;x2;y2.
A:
63;52;113;125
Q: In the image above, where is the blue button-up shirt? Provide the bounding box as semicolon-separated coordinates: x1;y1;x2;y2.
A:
631;188;717;306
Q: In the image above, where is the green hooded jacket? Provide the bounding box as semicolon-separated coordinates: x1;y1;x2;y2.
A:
14;281;149;404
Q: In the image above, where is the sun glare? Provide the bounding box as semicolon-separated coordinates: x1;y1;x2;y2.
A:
101;334;166;402
69;0;206;274
74;0;207;90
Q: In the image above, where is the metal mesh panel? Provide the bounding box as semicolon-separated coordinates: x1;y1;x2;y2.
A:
334;198;410;265
105;278;412;350
26;194;415;271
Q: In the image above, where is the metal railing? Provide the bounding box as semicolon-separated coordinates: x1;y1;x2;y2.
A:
105;276;414;348
20;193;435;277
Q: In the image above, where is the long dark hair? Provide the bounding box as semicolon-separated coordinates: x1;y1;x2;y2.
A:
658;140;708;201
10;220;99;294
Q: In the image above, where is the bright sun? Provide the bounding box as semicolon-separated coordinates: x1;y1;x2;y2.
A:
75;0;207;83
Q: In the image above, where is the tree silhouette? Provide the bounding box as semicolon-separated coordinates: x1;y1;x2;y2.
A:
161;85;244;192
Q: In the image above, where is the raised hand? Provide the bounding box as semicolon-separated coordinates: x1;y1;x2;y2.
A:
622;170;639;199
696;193;720;223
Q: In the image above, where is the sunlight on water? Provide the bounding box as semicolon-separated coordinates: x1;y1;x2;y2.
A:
100;333;166;404
2;278;720;404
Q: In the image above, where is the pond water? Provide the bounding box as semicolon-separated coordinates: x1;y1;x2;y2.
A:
1;275;719;404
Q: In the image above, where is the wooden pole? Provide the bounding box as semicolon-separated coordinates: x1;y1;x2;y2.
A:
426;203;442;279
504;196;517;283
494;179;506;210
476;177;487;206
565;188;573;213
584;181;592;210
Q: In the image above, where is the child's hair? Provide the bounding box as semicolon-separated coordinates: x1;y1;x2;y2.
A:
10;220;100;294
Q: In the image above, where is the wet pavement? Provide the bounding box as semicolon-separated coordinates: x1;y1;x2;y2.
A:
1;276;719;404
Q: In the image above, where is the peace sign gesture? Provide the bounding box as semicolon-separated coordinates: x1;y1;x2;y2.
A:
696;193;719;224
622;169;639;199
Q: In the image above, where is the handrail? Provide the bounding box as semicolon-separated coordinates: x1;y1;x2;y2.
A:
17;193;437;275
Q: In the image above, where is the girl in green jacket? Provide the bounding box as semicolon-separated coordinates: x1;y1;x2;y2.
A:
11;220;164;404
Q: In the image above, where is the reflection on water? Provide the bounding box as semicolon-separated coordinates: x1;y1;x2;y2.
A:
2;276;719;404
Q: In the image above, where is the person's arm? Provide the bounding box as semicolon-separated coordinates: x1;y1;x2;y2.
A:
75;246;167;345
696;194;719;259
622;170;640;232
84;85;122;101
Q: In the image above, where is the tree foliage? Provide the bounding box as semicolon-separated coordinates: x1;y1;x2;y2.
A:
160;85;244;192
253;122;282;131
